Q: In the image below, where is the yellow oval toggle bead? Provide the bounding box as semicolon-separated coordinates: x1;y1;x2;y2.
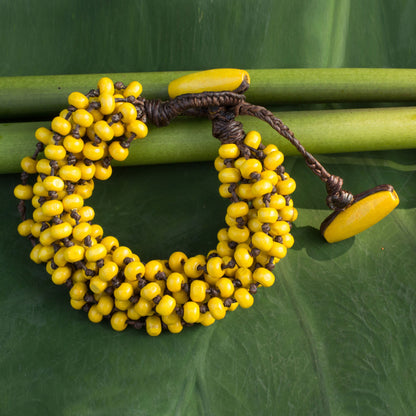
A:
168;68;250;98
321;185;399;243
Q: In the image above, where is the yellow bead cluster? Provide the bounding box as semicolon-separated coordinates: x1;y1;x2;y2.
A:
14;78;297;336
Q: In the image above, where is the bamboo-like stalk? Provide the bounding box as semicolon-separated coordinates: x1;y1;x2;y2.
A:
2;68;416;121
2;106;416;174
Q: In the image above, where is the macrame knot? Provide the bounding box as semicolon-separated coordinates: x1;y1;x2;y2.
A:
325;175;354;211
210;111;245;144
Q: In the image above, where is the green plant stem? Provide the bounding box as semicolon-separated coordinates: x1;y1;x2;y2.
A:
2;106;416;174
2;68;416;121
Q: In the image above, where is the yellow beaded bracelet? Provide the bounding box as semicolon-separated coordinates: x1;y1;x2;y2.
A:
14;68;399;336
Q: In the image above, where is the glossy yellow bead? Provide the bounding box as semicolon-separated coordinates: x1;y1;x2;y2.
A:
110;121;125;137
89;276;108;294
227;201;249;218
218;167;241;184
168;320;183;334
276;178;296;196
279;206;298;222
189;280;209;303
258;207;278;223
72;109;93;128
240;159;262;179
82;142;105;161
96;295;114;315
268;194;285;210
244;130;262;149
114;282;134;301
126;305;140;320
68;91;89;109
39;228;55;246
89;108;104;122
111;311;128;332
98;77;114;95
86;244;107;262
57;165;81;183
218;183;232;199
261;170;279;186
14;184;33;200
235;267;253;287
206;256;224;279
30;222;42;239
155;295;176;316
183;301;200;324
109;141;129;161
252;231;274;252
50;222;72;240
253;267;275;287
64;245;85;263
94;120;114;141
69;282;88;300
101;236;119;253
168;68;250;98
20;156;37;174
118;102;137;124
268;242;287;259
214;156;226;172
87;305;103;323
166;272;185;293
39;245;55;262
216;241;234;257
112;246;132;266
219;143;240;159
269;221;290;236
78;206;95;222
123;80;143;98
52;266;72;285
98;261;118;283
74;162;94;181
70;299;86;310
281;233;295;248
208;297;226;320
228;225;250;243
247;217;262;233
72;222;91;241
145;315;161;336
74;183;93;200
168;251;188;272
264;150;284;170
134;297;154;316
53;247;67;267
217;228;229;241
216;277;235;298
141;282;161;301
62;194;84;211
198;311;215;327
71;269;86;283
114;298;130;311
222;255;238;277
234;246;254;268
93;162;112;180
234;288;254;308
236;183;255;200
144;260;164;281
63;135;84;153
35;127;53;145
51;116;72;136
263;144;278;154
29;244;42;264
91;225;104;240
44;144;66;161
123;261;143;281
126;120;148;139
17;219;34;237
36;159;52;175
43;176;64;192
252;179;273;197
184;257;205;278
162;312;181;326
32;207;51;223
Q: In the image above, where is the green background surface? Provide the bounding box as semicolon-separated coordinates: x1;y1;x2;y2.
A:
1;1;416;415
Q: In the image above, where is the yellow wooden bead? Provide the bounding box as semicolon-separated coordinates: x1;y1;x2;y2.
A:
276;178;296;196
43;176;64;192
70;299;86;310
94;162;112;180
168;251;188;272
51;266;72;285
72;109;94;128
64;245;85;263
140;282;161;301
216;277;235;298
78;206;95;222
44;144;67;161
118;102;137;123
96;295;114;315
214;156;225;172
279;206;298;222
234;246;254;268
219;143;240;159
270;221;291;237
51;116;72;136
146;315;162;336
94;120;114;141
88;305;103;323
252;231;274;252
98;261;119;282
218;167;241;184
72;269;87;283
14;184;33;200
227;201;249;218
85;243;107;262
168;68;250;98
40;199;62;217
264;144;278;154
58;165;82;183
228;225;249;243
184;256;205;278
134;297;154;317
235;268;253;287
35;127;54;145
236;183;255;200
53;247;67;267
264;150;284;170
111;311;128;331
112;246;132;266
123;81;143;98
208;297;226;320
32;207;51;223
70;222;89;242
234;288;254;308
168;320;183;334
76;161;96;180
268;242;287;259
62;193;84;211
155;295;177;316
190;280;209;303
109;141;129;161
216;241;234;257
63;135;84;153
17;219;34;237
244;131;262;149
123;260;144;281
269;194;286;210
206;256;224;279
36;159;52;175
69;282;88;300
183;301;200;324
39;245;55;262
126;120;148;139
219;184;232;199
90;108;104;122
89;276;108;294
240;159;262;179
20;156;37;174
101;236;119;252
165;272;185;293
114;282;134;301
261;170;279;186
257;207;278;223
98;77;114;95
144;260;164;281
68;92;89;109
83;142;105;161
253;267;275;287
252;179;273;197
110;121;125;137
281;233;295;248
